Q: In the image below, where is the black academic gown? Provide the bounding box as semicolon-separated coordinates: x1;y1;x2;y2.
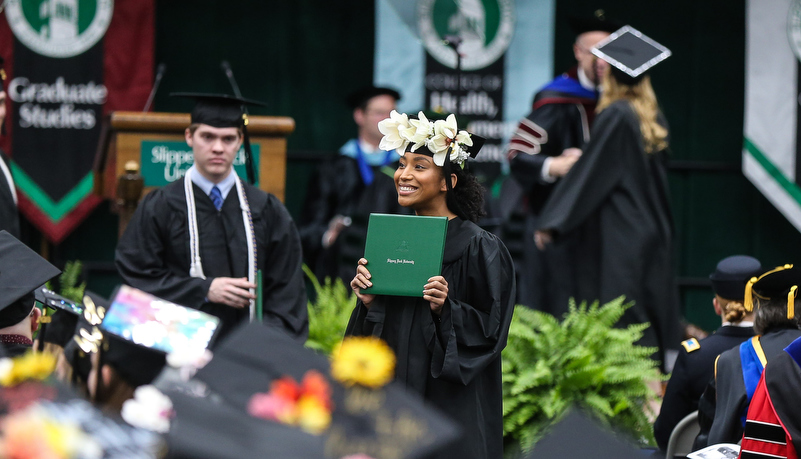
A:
506;69;596;314
115;178;308;342
704;327;801;446
300;154;407;285
653;325;755;450
0;151;20;239
537;100;680;363
345;218;516;459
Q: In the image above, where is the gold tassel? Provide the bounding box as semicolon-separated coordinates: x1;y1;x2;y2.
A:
744;276;758;312
789;286;798;320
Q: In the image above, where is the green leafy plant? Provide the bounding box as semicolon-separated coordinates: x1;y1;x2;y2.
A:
43;260;86;303
303;265;357;355
502;297;660;454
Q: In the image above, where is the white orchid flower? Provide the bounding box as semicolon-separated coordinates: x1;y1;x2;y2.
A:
121;385;174;433
378;110;411;152
433;114;458;140
401;111;433;152
455;130;472;147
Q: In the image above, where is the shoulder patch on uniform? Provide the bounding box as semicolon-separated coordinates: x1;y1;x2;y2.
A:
681;338;701;353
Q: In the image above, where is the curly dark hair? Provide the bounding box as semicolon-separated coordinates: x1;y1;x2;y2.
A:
444;164;486;223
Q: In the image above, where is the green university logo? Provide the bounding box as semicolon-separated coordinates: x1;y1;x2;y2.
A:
6;0;114;58
417;0;515;71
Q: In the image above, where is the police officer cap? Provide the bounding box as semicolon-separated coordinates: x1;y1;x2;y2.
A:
709;255;762;301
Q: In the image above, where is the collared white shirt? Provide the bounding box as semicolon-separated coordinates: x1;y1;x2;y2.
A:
187;165;236;200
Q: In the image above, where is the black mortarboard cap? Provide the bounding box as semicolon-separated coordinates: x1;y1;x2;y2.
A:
709;255;762;301
744;264;801;319
568;9;623;35
35;287;83;347
172;92;267;184
525;408;643;458
591;25;671;84
346;86;401;110
172;92;266;128
0;231;61;328
166;389;326;459
195;322;460;458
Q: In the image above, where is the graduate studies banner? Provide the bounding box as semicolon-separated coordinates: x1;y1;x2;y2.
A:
744;0;801;232
0;0;154;243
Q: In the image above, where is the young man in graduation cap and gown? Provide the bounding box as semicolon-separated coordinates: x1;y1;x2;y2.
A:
115;94;308;342
299;86;408;285
505;11;618;313
0;230;61;356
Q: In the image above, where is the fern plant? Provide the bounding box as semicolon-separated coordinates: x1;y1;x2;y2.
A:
502;297;660;454
44;260;86;303
303;265;357;355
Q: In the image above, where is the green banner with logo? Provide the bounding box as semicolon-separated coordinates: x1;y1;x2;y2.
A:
141;141;260;187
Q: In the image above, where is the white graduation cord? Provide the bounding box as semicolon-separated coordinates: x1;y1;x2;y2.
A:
184;169;258;321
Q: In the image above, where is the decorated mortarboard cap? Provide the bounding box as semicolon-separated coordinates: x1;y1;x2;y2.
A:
165;389;326;459
709;255;762;301
171;92;266;128
591;25;671;84
525;408;642;458
99;285;220;388
744;264;801;319
568;9;623;35
346;86;401;110
195;323;460;458
0;231;61;328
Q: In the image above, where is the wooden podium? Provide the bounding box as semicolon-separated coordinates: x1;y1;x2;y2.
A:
93;111;294;236
94;111;295;202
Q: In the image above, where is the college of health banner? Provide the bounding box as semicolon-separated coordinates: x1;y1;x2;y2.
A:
744;0;801;232
0;0;154;243
376;0;554;179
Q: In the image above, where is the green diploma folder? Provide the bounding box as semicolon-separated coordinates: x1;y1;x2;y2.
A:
361;213;448;297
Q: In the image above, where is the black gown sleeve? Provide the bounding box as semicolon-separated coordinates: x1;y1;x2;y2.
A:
259;195;309;341
298;159;337;264
654;351;696;450
508;103;570;193
708;350;748;445
536;104;635;235
430;233;516;385
115;190;213;308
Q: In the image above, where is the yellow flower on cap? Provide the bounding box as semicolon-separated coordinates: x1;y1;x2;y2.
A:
331;337;396;388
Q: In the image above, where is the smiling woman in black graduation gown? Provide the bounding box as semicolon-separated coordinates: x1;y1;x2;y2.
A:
346;112;516;459
536;29;681;364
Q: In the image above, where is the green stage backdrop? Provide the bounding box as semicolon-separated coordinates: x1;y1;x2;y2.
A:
44;0;801;333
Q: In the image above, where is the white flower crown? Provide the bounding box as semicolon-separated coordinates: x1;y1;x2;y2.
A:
377;110;473;167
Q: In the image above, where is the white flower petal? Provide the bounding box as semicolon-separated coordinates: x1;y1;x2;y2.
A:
432;150;447;167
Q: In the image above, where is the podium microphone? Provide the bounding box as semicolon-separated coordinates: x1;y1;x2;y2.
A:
221;60;243;99
143;63;166;112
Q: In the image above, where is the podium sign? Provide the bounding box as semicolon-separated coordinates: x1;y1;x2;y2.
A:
140;141;261;187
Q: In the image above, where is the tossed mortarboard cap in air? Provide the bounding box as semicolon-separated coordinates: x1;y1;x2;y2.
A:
568;9;623;35
744;264;801;319
709;255;763;301
171;92;267;184
591;25;671;84
94;285;221;388
345;86;401;110
195;322;460;458
0;231;61;328
525;408;643;459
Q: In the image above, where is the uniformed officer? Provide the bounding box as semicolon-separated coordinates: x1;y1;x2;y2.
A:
653;255;761;451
